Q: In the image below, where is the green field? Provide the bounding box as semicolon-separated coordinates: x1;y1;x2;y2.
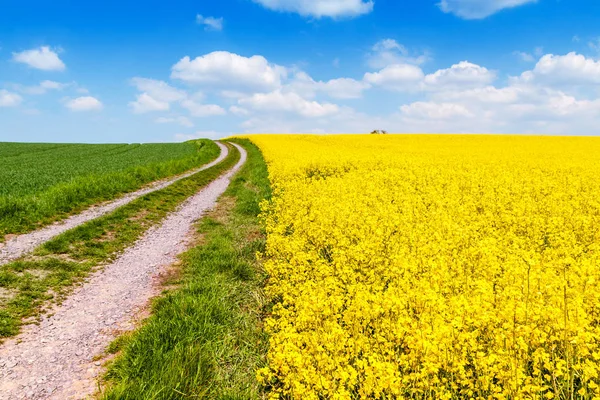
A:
0;140;220;239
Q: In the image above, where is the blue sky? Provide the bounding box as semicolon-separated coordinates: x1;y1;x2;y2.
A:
1;0;600;143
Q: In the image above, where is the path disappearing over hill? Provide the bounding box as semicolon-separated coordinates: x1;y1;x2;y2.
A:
0;142;228;267
0;143;247;400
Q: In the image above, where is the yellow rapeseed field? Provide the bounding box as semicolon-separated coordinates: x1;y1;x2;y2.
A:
247;134;600;399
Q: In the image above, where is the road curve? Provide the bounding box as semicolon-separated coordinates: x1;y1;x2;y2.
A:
0;142;247;400
0;141;228;267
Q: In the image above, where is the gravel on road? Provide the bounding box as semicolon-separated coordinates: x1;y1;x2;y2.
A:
0;142;247;400
0;141;228;267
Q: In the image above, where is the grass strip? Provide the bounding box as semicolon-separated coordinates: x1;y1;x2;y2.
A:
0;139;220;240
100;138;271;399
0;143;240;339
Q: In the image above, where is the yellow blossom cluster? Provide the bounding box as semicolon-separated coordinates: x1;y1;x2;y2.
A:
246;134;600;399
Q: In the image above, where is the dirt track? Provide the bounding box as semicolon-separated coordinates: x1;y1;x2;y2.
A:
0;141;228;267
0;142;246;400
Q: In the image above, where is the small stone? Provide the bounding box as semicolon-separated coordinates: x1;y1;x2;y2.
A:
94;361;101;366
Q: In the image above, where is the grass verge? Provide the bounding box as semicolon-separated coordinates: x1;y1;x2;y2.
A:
100;138;271;399
0;143;240;339
0;139;220;241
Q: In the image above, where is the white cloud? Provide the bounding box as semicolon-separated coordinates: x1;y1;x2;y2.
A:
239;90;339;118
196;14;224;31
12;46;65;71
0;90;22;107
229;105;251;116
400;101;474;120
128;47;600;136
130;78;187;102
438;0;537;19
423;61;496;89
319;78;371;99
363;64;425;90
514;51;535;62
287;72;370;99
129;93;170;113
515;53;600;85
11;80;69;95
367;39;429;69
252;0;374;18
432;85;522;103
180;99;226;117
155;116;194;127
364;61;495;92
65;96;103;112
235;50;600;135
171;51;287;91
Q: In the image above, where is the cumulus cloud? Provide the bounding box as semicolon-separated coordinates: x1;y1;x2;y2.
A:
180;99;226;117
65;96;103;112
12;46;65;71
431;85;522;103
252;0;374;18
423;61;496;89
515;53;600;85
364;61;495;92
287;72;370;99
400;101;474;120
239;90;339;118
318;78;371;99
363;64;425;90
171;51;287;91
367;39;429;69
129;78;192;114
129;47;600;136
438;0;537;19
196;14;224;31
0;90;23;107
235;49;600;135
130;78;187;102
129;93;170;113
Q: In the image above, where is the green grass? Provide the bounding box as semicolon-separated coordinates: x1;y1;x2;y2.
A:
0;143;240;339
0;140;220;240
100;138;271;399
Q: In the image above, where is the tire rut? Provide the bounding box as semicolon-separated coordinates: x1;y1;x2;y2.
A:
0;142;247;400
0;141;228;267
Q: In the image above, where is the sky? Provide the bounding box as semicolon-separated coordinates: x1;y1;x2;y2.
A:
1;0;600;143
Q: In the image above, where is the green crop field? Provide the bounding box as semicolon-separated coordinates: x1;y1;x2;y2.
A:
0;140;220;239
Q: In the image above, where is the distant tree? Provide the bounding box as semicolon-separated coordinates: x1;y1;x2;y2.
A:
370;130;388;134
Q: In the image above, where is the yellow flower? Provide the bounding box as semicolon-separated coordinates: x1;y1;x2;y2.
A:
239;134;600;399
